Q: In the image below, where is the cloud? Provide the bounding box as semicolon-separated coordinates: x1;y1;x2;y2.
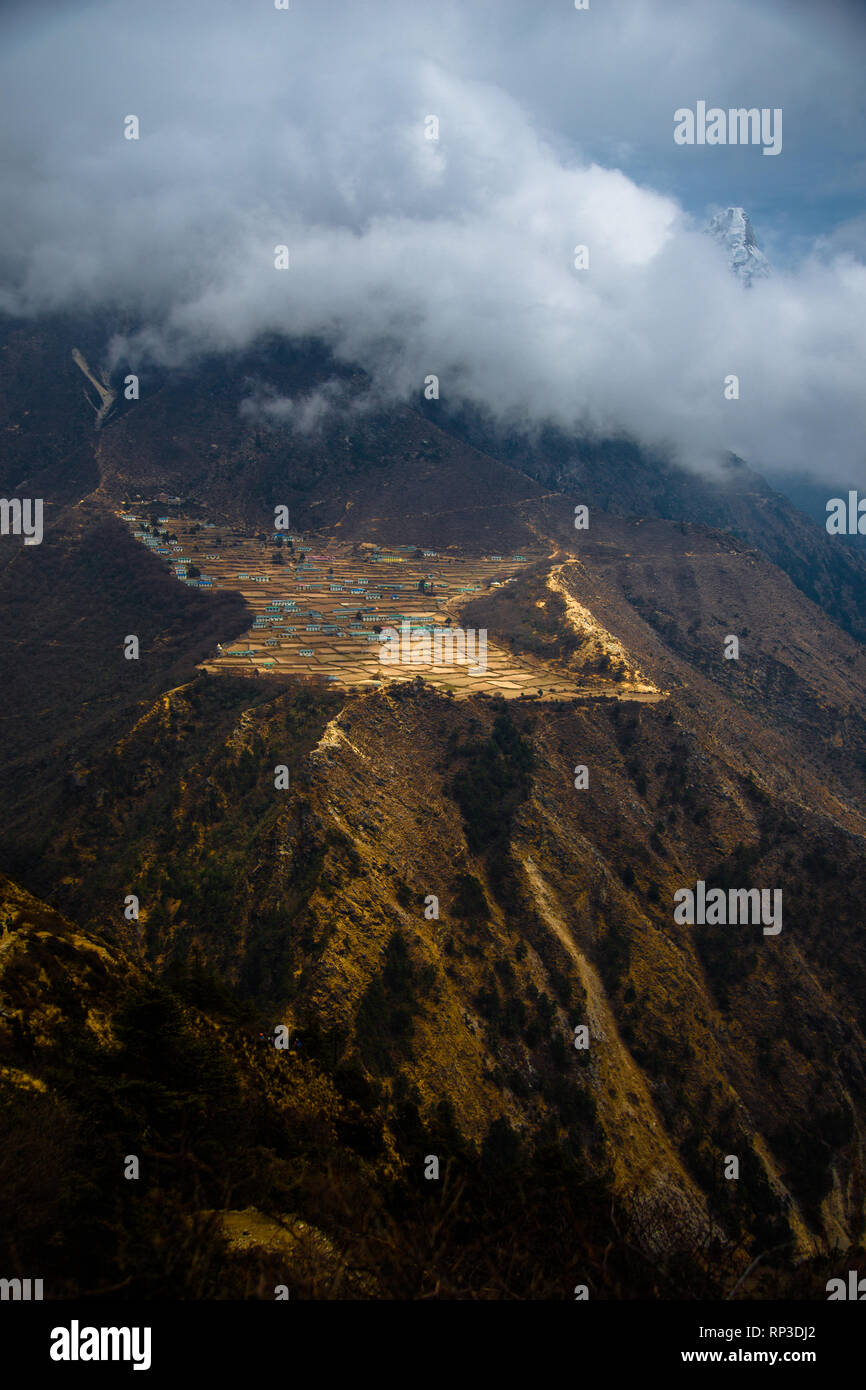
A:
239;378;372;434
0;0;864;483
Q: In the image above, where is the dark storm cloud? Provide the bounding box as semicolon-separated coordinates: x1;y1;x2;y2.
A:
0;0;864;482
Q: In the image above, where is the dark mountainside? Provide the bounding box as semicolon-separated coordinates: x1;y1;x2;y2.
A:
2;313;866;1297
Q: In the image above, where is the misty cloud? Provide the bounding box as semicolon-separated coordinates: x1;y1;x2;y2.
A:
239;379;373;434
0;0;864;483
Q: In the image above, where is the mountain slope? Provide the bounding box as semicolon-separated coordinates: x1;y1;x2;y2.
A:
28;512;866;1263
3;315;866;1296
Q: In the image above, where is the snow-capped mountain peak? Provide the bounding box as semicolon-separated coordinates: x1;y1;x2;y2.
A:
707;207;770;286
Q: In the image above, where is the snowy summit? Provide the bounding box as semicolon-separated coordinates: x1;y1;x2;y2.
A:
706;207;770;286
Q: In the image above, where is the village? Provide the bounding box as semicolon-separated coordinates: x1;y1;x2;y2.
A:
117;507;641;698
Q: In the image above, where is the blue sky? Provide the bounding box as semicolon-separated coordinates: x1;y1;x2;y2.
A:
457;0;866;264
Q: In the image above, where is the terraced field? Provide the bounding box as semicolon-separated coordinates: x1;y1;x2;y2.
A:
119;514;662;699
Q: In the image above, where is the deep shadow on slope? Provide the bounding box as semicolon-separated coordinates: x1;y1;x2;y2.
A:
428;403;866;646
0;507;250;875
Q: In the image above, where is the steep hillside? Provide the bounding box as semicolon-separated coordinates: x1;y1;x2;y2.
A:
3;317;866;1298
30;591;866;1266
0;313;101;506
0;868;735;1299
0;503;250;872
461;512;866;822
433;405;866;645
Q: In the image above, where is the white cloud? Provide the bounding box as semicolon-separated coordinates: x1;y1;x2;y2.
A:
0;0;864;483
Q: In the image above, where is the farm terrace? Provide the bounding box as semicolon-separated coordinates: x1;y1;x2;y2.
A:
118;514;648;698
